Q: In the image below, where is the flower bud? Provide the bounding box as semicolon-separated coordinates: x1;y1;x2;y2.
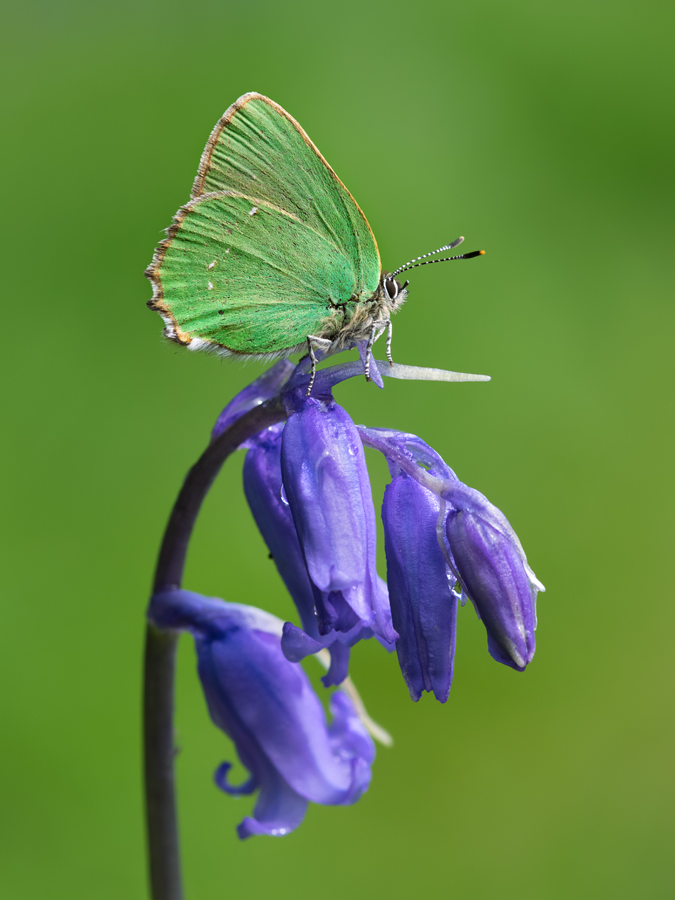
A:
445;486;543;670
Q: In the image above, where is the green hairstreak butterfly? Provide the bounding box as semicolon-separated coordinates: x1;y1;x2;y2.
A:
146;92;484;391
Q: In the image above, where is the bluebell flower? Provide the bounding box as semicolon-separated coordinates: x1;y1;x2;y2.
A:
148;589;375;838
382;472;458;702
207;361;394;685
359;426;544;683
444;483;544;671
280;388;397;646
210;355;542;695
242;423;374;686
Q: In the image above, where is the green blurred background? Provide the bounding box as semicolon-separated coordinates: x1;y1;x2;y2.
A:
2;0;673;897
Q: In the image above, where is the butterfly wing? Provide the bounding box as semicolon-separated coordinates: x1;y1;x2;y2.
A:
191;93;381;303
147;191;359;355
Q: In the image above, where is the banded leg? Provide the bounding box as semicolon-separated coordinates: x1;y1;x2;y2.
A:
305;335;332;396
364;324;377;382
385;320;393;365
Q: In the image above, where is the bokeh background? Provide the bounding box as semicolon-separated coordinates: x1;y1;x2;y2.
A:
1;0;673;897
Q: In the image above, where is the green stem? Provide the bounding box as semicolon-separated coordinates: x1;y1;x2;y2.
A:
143;399;286;900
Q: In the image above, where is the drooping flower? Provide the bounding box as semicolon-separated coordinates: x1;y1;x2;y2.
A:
359;426;544;682
242;423;374;686
209;354;542;696
148;589;375;839
206;360;394;684
444;483;544;670
280;387;397;646
382;472;458;702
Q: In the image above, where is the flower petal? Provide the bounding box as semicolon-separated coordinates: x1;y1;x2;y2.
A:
383;474;458;702
243;428;318;637
281;397;370;604
238;756;309;839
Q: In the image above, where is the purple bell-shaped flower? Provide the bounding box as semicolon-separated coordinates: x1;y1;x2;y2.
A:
444;483;544;671
280;389;397;646
383;472;458;702
359;425;544;688
243;424;373;686
148;589;375;838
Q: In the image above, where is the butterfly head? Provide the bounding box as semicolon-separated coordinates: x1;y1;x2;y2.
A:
381;274;409;310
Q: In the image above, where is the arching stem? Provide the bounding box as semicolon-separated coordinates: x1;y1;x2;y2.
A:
143;399;286;900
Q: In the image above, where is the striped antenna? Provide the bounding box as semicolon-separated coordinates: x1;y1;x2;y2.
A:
392;237;464;277
395;250;485;274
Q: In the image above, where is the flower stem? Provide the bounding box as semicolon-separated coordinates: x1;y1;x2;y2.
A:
143;398;286;900
144;624;182;900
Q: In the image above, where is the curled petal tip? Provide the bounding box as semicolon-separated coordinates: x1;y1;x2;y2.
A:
214;762;257;796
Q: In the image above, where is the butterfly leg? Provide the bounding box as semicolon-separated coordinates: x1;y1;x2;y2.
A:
385;320;394;366
364;324;378;382
305;335;332;396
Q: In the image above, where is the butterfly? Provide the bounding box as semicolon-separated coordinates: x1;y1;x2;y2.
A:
146;92;483;392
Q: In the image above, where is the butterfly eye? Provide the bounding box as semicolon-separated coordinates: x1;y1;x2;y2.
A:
384;277;399;300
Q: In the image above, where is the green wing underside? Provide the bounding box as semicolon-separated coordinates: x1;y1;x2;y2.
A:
157;192;358;354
